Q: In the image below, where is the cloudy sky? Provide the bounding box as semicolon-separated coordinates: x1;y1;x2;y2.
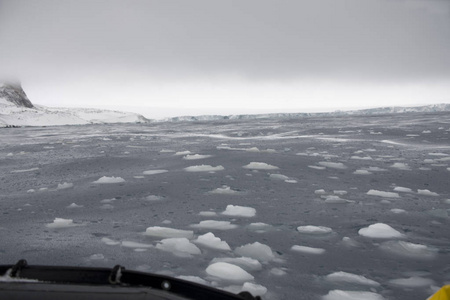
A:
0;0;449;118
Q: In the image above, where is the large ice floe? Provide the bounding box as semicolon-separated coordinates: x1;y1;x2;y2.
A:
358;223;404;238
205;262;254;283
234;242;275;262
193;232;231;251
221;205;256;217
155;238;201;257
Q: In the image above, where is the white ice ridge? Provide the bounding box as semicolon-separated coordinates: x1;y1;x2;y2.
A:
297;225;333;235
291;245;325;255
242;162;279;170
322;290;386;300
318;162;347;169
92;176;125;184
367;190;400;198
210;257;262;271
57;182;73;190
144;226;194;239
156;238;201;257
184;165;225;172
183;154;213;160
191;220;238;230
234;242;274;262
379;240;437;259
388;276;435;288
193;232;231;251
222;205;256;217
324;272;380;287
205;262;254;283
209;186;241;195
358;223;404;239
46;218;82;228
142;169;168;175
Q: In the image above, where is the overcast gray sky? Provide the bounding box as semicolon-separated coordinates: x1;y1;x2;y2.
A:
1;0;449;118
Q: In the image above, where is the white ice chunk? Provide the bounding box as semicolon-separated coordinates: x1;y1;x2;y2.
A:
101;237;120;246
191;220;238;230
309;165;326;170
269;174;290;181
315;189;327;195
323;196;354;204
291;245;325;255
199;211;217;217
350;156;373;160
417;189;439;196
242;162;279;170
174;151;192;156
194;232;231;251
322;290;385;300
184;165;224;172
367;190;400;198
144;226;194;239
393;186;413;193
222;205;256;217
10;167;39;173
234;242;274;262
390;208;406;214
206;262;254;282
390;163;411;170
353;170;372;175
183;154;213;160
46;218;81;228
358;223;404;239
92;176;125;184
223;282;267;297
270;268;287;276
142;169;168;175
156;238;201;257
389;277;435;288
67;203;83;208
210;257;262;271
145;195;164;201
379;241;437;259
209;186;240;195
297;225;333;235
325;272;380;287
57;182;73;190
247;222;272;231
318;162;347;169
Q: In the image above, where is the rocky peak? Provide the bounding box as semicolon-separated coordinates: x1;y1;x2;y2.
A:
0;81;34;108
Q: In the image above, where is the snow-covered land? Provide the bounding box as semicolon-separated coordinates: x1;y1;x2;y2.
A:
1;105;450;299
0;83;148;126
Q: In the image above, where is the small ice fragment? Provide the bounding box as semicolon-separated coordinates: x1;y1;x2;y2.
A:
324;272;380;287
183;154;212;160
191;220;238;230
184;165;224;172
315;189;327;195
222;205;256;217
10;167;39;173
393;187;413;193
145;195;164;201
199;211;217;217
142;170;168;175
101;237;120;246
174;151;191;156
57;182;73;190
270;268;287;276
247;222;272;231
297;225;333;235
291;245;325;255
358;223;404;239
92;176;125;184
67;203;83;208
318;162;347;169
417;189;439;196
309;165;326;170
89;254;105;260
46;218;81;228
269;174;290;181
367;190;400;198
205;262;254;282
27;189;35;193
144;226;194;239
242;162;279;170
209;186;240;195
194;232;231;251
390;163;411;170
156;238;201;257
353;170;372;175
234;242;274;262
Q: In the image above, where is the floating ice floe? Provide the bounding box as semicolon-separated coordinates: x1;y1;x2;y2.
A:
234;242;274;262
269;174;289;181
205;262;254;283
297;225;333;235
222;205;256;217
199;211;217;217
242;162;279;170
417;189;439;196
323;196;354;204
322;290;385;300
390;208;406;214
209;186;240;195
156;238;201;257
211;257;262;271
67;203;83;208
309;165;326;170
351;156;373;160
223;282;267;297
191;220;238;230
358;223;404;239
291;245;325;255
10;167;39;173
144;226;194;239
247;222;272;232
393;186;413;193
390;163;411;170
324;272;380;287
183;154;213;160
367;190;400;198
46;218;82;228
388;276;435;288
160;149;175;153
270;268;287;276
101;237;120;246
184;165;224;172
57;182;73;190
379;240;437;259
194;232;231;251
92;176;125;184
174;151;191;156
318;162;347;169
142;169;168;175
353;170;372;175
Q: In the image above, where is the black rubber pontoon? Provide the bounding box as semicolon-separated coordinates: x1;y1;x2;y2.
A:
0;259;261;300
